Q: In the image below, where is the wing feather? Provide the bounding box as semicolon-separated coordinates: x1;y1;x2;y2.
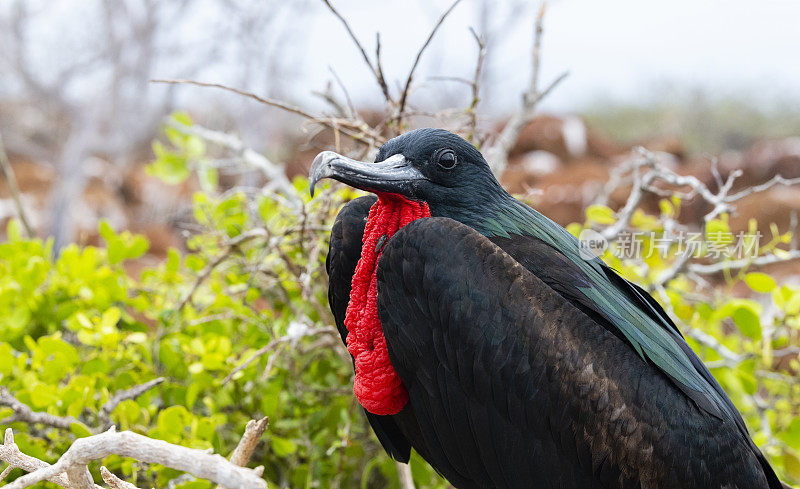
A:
375;217;773;489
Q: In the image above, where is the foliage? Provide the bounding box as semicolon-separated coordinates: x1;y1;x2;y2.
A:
1;116;799;487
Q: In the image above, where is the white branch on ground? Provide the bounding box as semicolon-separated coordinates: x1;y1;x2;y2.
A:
1;427;268;489
0;428;103;489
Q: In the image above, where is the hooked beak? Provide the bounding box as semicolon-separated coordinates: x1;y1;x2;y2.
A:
309;151;426;198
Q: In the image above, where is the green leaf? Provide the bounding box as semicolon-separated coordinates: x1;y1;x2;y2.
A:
30;384;58;408
70;422;93;438
744;272;776;293
585;205;616;225
733;305;762;340
272;437;297;457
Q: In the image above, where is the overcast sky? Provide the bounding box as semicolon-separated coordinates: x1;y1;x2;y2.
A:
295;0;800;112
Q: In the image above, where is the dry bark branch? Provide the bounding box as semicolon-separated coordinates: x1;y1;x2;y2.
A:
593;147;800;289
0;133;34;237
483;2;568;175
229;417;269;467
395;0;464;127
465;27;487;143
0;388;80;430
215;417;269;489
177;229;268;312
100;466;142;489
97;378;166;431
0;428;103;489
166;121;299;202
1;463;16;482
151;79;385;148
396;461;416;489
319;0;392;103
221;326;339;385
2;427;268;489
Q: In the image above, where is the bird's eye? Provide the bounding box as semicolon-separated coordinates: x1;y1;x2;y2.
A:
436;150;458;170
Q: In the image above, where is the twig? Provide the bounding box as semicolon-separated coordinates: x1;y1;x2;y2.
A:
319;0;392;103
483;2;568;175
222;338;289;386
100;466;142;489
329;67;357;119
374;33;391;104
0;388;81;430
0;133;34;237
177;229;267;312
726;174;800;202
228;418;269;468
1;463;15;482
97;378;165;431
395;0;464;127
684;329;747;366
215;417;269;489
466;27;487;143
151;79;384;147
687;249;800;276
221;325;338;385
165;120;299;204
396;461;416;489
3;427;268;489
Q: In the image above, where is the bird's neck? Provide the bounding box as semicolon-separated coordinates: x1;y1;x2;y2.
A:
428;192;546;239
344;193;430;415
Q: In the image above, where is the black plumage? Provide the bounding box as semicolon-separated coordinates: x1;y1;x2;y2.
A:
312;128;785;489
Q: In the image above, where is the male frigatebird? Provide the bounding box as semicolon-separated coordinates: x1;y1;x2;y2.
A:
309;128;786;489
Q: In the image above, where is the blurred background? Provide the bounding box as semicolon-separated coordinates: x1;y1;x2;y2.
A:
2;0;799;260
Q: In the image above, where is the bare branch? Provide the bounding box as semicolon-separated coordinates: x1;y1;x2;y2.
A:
395;0;464;126
0;428;98;489
0;133;34;237
228;417;269;468
166;120;299;202
466;27;487;143
0;388;81;431
151;79;385;148
687;249;800;276
1;463;15;482
725;174;800;202
177;229;268;312
396;461;416;489
215;418;270;489
483;2;568;175
319;0;392;102
3;428;267;489
222;325;338;385
98;378;165;431
66;465;95;489
530;2;545;96
100;466;142;489
329;67;357;119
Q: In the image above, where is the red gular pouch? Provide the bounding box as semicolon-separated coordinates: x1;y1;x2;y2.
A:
345;193;431;415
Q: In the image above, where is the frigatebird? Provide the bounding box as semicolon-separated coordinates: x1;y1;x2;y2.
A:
309;128;786;489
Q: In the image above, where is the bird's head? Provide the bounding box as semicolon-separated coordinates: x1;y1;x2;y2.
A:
309;128;508;213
